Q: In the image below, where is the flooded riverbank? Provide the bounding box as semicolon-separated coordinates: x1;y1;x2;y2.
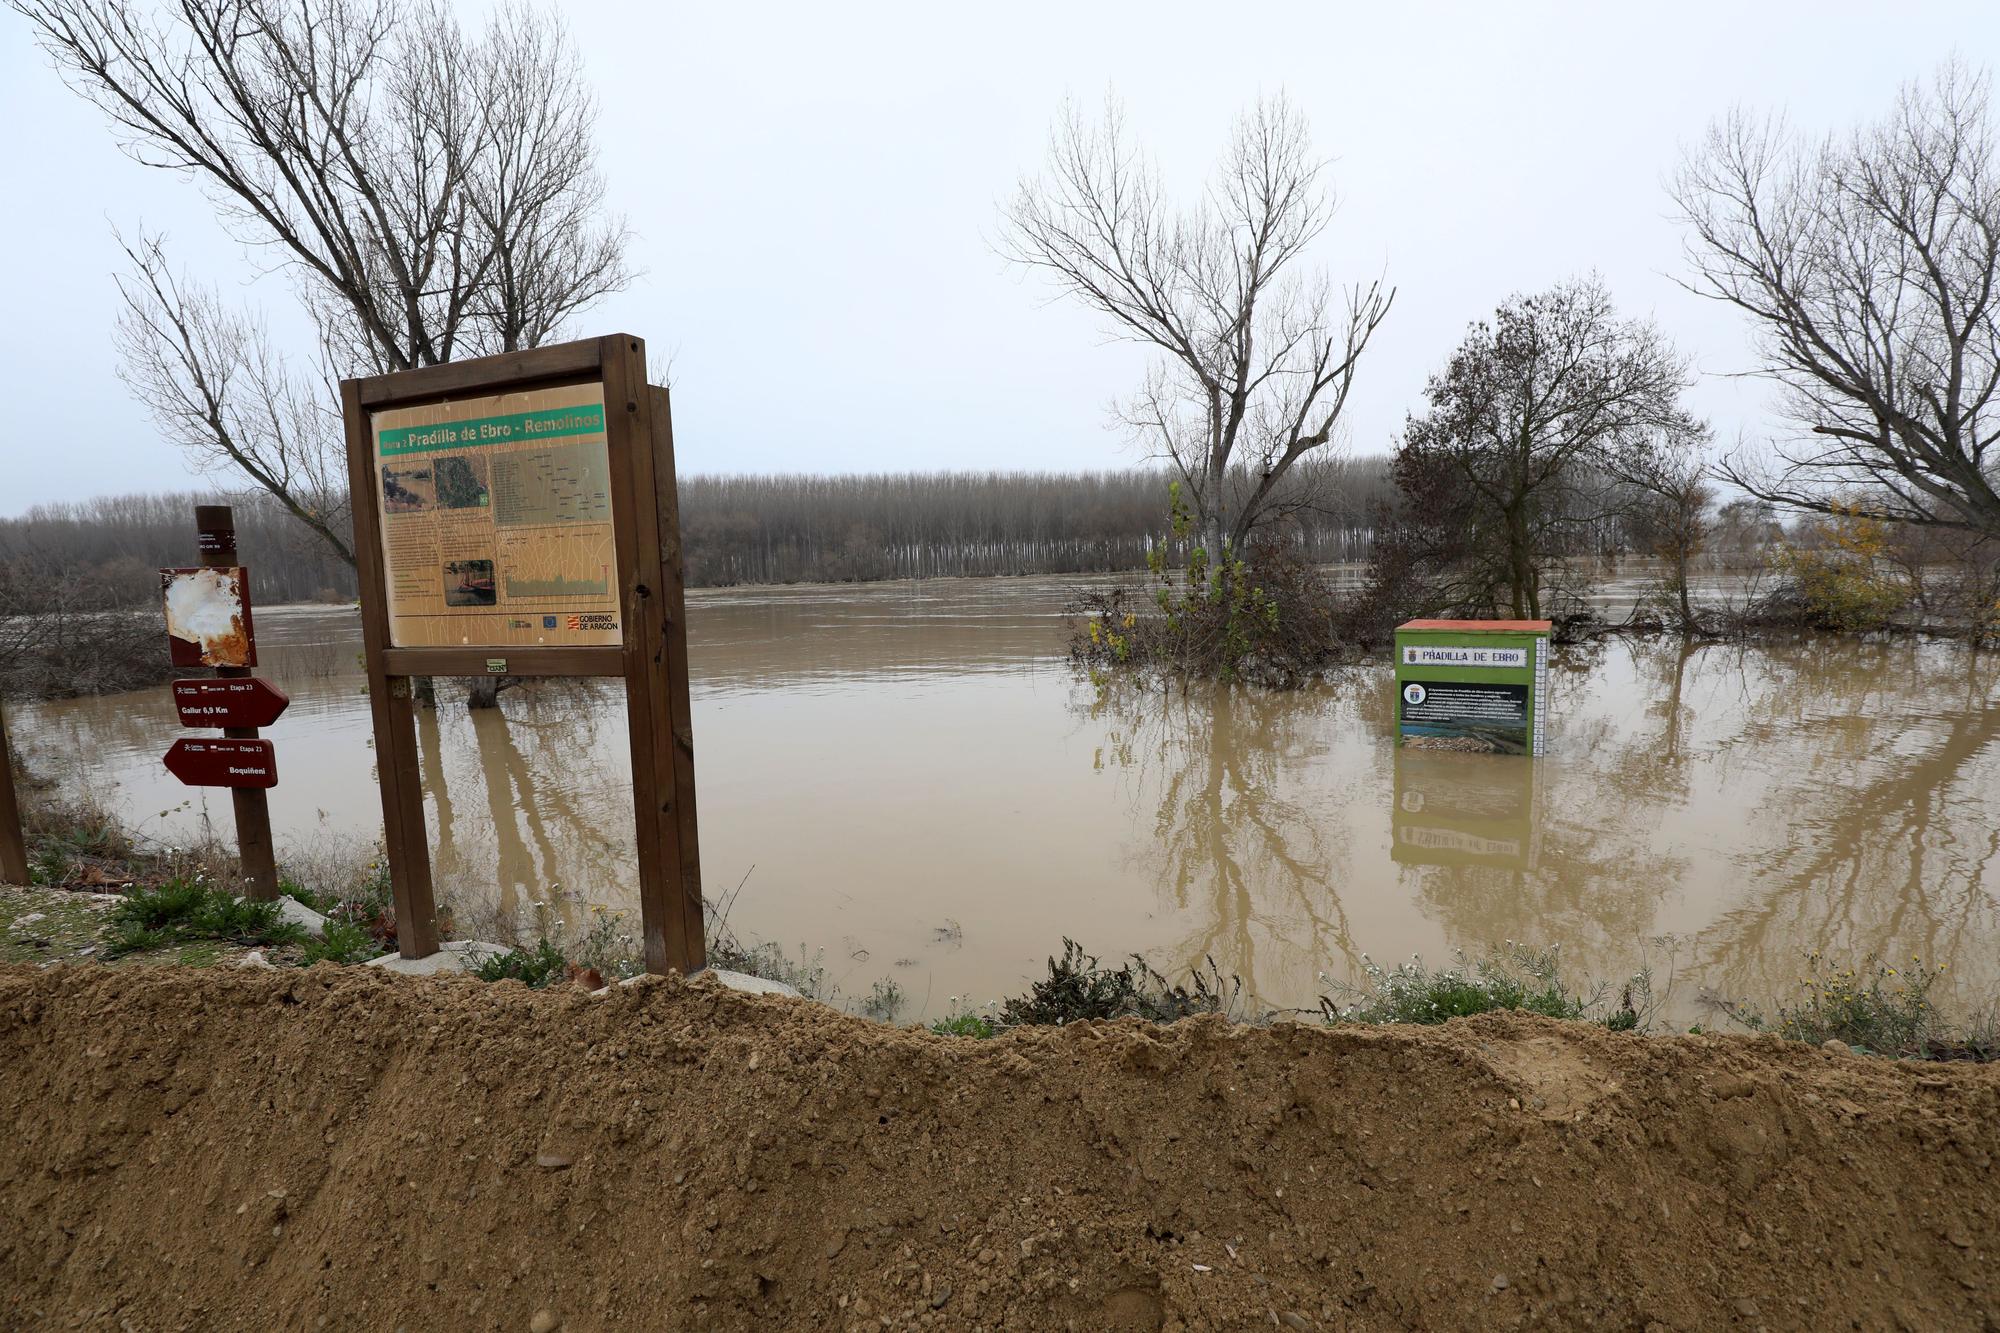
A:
11;576;1999;1023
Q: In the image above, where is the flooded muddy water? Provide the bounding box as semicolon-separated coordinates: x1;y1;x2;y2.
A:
13;576;2000;1023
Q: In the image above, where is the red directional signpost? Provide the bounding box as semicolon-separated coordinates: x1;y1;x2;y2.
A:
160;505;281;898
171;679;290;730
164;738;279;789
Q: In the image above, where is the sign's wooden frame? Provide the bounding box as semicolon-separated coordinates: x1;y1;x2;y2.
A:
339;335;705;975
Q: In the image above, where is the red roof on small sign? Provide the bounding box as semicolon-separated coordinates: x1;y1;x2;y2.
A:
1396;619;1552;633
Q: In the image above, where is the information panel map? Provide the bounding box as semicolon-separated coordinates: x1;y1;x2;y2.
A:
370;383;621;648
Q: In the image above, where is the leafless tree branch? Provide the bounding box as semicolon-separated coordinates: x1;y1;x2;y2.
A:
1671;59;2000;538
1001;92;1392;556
13;0;634;575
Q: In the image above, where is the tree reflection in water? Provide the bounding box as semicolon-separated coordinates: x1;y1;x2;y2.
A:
422;680;633;942
1078;681;1363;1008
1677;640;2000;1015
1074;635;2000;1025
10;593;1998;1025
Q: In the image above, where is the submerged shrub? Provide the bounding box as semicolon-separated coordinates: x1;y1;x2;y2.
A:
1068;485;1341;687
860;977;905;1023
1769;506;1909;631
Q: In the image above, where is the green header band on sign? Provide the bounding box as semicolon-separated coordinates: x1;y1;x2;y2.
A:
377;404;606;456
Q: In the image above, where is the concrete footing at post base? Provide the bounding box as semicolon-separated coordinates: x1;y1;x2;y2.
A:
364;943;803;1000
364;939;511;976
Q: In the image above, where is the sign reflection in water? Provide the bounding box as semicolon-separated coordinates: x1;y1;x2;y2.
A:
11;581;2000;1024
1392;751;1539;870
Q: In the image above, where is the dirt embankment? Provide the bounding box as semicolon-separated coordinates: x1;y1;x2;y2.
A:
2;966;1997;1332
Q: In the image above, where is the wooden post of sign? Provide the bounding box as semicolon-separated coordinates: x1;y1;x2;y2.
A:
339;335;703;973
195;506;279;899
646;383;705;967
603;344;705;976
600;338;704;976
0;701;29;886
340;381;442;960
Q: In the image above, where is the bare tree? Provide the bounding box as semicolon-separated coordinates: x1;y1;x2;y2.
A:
1387;276;1698;619
1001;93;1392;560
1613;423;1716;632
1673;60;2000;539
15;0;632;708
13;0;629;522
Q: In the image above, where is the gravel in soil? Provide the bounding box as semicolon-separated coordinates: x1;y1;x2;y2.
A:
0;887;121;965
0;885;294;970
2;964;1998;1331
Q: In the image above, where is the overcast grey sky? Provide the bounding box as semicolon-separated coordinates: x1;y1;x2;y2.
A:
2;1;1994;515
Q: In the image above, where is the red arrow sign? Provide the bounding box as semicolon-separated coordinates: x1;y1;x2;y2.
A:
163;738;278;789
171;678;290;729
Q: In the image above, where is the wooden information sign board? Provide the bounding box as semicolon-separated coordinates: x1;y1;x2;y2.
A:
370;381;622;650
340;335;705;974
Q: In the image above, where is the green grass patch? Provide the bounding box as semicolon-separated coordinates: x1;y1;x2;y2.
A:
0;888;115;963
929;1012;998;1038
174;940;228;967
471;938;569;988
103;879;305;958
1322;944;1627;1027
299;917;385;967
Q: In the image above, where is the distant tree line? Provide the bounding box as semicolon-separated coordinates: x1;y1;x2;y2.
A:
678;462;1393;585
0;492;360;610
0;458;1918;625
0;463;1402;614
0;491;345;699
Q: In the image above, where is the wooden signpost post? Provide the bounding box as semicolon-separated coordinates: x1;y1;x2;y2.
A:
0;701;28;886
160;505;283;897
338;334;705;975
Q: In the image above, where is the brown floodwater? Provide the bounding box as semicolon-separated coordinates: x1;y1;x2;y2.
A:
13;575;2000;1024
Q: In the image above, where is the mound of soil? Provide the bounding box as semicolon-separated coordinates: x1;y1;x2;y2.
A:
3;966;1997;1331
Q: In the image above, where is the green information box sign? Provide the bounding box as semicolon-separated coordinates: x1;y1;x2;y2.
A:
1393;619;1551;757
